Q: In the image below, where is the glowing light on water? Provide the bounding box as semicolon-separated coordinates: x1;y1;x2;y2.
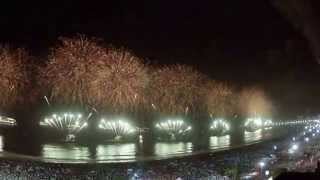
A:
155;142;193;156
209;135;230;149
41;144;89;160
244;129;262;143
39;112;90;134
96;143;136;161
98;118;136;139
0;116;16;126
155;119;192;138
0;136;3;152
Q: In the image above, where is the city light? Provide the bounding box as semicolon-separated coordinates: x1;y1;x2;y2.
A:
259;161;265;168
273;145;277;150
265;170;270;176
288;143;299;154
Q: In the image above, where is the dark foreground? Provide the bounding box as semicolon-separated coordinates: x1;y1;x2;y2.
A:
0;139;286;180
1;125;319;180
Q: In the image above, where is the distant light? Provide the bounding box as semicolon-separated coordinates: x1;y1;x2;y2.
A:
259;162;265;168
265;170;270;176
292;144;298;150
273;145;277;150
292;137;295;141
305;137;309;142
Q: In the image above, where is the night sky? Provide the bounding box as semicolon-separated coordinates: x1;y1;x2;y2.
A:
1;0;320;116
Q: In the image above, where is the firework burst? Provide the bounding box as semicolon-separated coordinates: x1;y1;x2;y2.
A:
39;36;107;108
210;118;230;134
87;47;148;113
40;35;148;113
204;80;236;118
148;64;204;116
98;118;137;140
238;86;273;117
155;119;192;140
0;46;31;111
40;112;90;135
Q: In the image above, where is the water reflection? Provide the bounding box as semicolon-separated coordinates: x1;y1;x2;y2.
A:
41;144;90;160
154;142;193;156
0;126;288;162
244;129;262;143
96;143;136;160
209;135;230;150
0;135;3;152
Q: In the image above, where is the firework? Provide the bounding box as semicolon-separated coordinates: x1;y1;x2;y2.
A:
87;47;148;113
204;80;236;118
155;119;192;140
244;117;273;131
39;36;107;108
40;35;148;113
238;86;272;117
40;112;90;135
264;119;273;127
210;118;230;134
0;47;31;111
148;64;204;115
98;118;137;140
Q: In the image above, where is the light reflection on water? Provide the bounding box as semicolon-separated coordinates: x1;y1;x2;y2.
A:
244;129;262;143
209;135;230;150
0;135;3;152
154;142;193;157
41;144;90;160
1;127;287;162
96;143;136;160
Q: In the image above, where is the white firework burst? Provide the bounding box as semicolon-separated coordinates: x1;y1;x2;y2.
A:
210;118;230;133
98;118;137;139
40;112;90;134
155;119;192;138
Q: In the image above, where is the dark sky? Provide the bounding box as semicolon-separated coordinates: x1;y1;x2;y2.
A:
0;0;312;81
